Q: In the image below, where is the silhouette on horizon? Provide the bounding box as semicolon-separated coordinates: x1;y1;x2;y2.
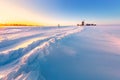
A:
77;21;96;26
82;21;85;26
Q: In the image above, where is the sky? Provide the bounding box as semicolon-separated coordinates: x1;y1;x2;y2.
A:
0;0;120;26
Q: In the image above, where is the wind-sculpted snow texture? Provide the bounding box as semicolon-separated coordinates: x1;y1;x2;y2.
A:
1;26;120;80
0;26;83;80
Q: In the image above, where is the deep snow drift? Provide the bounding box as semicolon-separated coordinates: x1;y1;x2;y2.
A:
0;26;120;80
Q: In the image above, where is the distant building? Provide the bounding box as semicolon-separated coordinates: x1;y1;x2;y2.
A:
81;21;85;26
77;21;96;26
86;24;96;26
77;21;85;26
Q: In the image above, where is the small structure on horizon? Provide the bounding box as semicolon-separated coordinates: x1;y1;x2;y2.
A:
77;21;96;26
86;24;96;26
81;21;85;26
77;24;80;26
77;21;85;26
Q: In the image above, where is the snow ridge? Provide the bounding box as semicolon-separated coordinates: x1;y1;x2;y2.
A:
0;26;83;80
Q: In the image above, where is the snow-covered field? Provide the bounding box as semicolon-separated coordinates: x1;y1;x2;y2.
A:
0;26;120;80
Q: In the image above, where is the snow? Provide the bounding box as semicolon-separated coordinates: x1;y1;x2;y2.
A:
0;26;120;80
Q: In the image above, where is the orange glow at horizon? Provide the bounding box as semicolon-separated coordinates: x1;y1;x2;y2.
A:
0;21;43;26
0;0;85;27
0;0;58;27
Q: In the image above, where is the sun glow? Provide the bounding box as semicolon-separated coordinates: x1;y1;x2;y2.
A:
0;0;54;27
